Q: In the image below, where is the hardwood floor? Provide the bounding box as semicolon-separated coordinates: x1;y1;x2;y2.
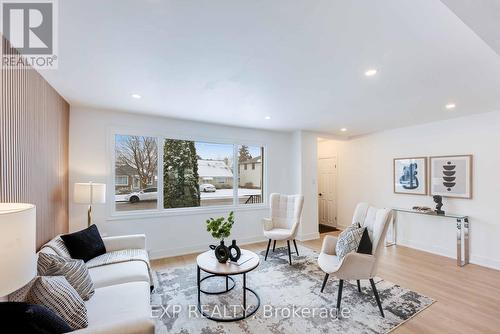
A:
151;232;500;334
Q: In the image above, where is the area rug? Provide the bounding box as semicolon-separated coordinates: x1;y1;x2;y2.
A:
151;246;434;333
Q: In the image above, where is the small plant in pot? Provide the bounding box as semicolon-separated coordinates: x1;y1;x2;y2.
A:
206;211;240;263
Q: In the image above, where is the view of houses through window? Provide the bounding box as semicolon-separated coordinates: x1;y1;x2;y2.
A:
238;145;263;204
114;134;263;212
115;135;158;211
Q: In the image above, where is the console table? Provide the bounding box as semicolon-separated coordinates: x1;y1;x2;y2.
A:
386;208;469;267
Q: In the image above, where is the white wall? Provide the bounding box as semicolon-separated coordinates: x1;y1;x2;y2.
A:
293;131;320;241
332;110;500;270
69;107;296;259
317;138;339;159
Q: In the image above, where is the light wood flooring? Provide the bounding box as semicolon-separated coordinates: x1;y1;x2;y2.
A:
152;231;500;334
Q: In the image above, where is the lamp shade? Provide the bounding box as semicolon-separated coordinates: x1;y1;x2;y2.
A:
0;203;36;296
74;182;106;204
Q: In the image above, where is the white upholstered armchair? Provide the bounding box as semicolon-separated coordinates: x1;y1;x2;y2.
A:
263;193;304;265
318;203;393;317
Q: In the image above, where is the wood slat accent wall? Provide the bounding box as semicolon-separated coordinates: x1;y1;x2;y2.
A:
1;36;69;248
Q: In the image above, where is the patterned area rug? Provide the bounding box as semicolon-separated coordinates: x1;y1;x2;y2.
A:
151;246;434;333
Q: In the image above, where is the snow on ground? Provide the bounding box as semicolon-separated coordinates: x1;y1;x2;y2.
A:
115;188;260;202
201;188;261;199
115;194;129;202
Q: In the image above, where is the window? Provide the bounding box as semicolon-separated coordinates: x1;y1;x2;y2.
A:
115;175;128;186
147;176;155;185
163;140;234;208
133;177;140;189
114;135;158;212
238;145;264;204
112;133;264;214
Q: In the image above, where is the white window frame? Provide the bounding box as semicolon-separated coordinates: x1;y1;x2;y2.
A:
108;129;267;220
115;175;129;186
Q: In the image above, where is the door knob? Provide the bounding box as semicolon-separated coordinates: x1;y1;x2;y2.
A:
319;193;323;196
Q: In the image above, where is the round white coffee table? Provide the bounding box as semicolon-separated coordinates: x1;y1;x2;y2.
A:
196;249;260;322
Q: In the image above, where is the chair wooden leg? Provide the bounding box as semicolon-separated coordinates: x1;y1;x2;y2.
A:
265;239;271;261
293;239;299;256
321;273;329;292
272;240;276;252
370;278;385;317
357;280;361;292
337;279;344;310
287;240;292;265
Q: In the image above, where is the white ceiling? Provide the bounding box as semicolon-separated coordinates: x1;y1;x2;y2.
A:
39;0;500;136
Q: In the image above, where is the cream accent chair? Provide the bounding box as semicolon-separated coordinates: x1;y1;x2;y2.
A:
318;203;393;317
262;193;304;265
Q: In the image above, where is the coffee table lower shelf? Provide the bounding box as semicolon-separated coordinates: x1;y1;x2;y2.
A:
197;266;260;322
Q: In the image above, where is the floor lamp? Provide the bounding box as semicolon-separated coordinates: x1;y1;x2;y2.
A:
74;182;106;227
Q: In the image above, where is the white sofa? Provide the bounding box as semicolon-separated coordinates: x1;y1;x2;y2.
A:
38;234;155;334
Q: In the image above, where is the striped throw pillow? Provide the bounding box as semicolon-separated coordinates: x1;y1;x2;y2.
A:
38;253;95;301
9;276;88;330
40;236;72;258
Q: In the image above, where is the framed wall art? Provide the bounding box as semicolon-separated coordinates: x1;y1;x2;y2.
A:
430;155;473;199
393;157;427;195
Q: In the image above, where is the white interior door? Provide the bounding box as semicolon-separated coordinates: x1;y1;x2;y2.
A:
318;157;337;227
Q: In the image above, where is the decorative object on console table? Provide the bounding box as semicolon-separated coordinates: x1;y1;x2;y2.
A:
228;239;241;262
430;155;472;199
74;182;106;227
206;211;235;263
393;157;427;195
433;195;445;215
0;203;36;297
411;206;432;213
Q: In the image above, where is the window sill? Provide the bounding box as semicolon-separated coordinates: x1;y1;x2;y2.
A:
106;204;269;221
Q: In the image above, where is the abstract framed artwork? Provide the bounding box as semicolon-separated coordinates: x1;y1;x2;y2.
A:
393;157;427;195
430;155;473;199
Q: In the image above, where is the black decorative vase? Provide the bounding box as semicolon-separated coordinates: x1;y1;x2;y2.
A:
228;239;241;262
210;240;229;263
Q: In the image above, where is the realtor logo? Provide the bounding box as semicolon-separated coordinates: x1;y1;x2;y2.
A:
1;0;58;68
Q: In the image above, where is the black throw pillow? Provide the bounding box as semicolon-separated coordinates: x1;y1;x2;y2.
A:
0;302;72;334
61;224;106;262
357;227;373;255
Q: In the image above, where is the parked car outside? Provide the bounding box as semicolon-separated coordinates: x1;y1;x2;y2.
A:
199;184;216;192
124;187;157;203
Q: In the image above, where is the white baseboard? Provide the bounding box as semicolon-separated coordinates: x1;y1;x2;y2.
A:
297;232;320;242
149;235;267;260
337;223;349;230
469;254;500;271
396;238;500;271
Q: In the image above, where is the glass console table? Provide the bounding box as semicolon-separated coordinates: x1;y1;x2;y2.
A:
386;208;469;267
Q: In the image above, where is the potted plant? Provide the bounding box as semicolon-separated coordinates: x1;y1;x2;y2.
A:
206;211;239;263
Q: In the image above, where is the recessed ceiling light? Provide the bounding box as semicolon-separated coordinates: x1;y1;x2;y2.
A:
131;94;142;99
445;103;456;110
340;128;347;132
364;69;377;77
264;116;271;120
